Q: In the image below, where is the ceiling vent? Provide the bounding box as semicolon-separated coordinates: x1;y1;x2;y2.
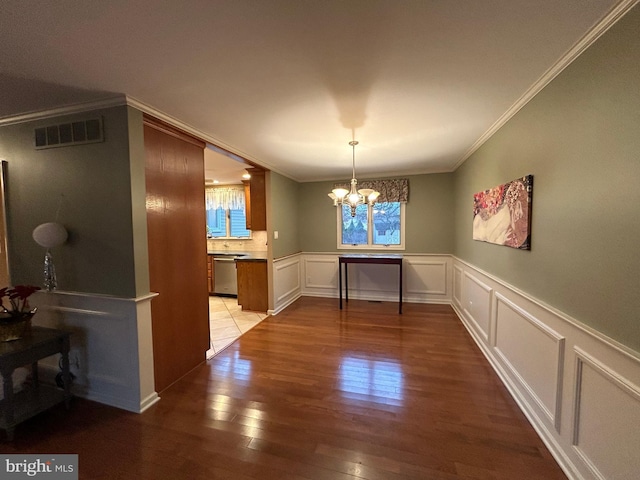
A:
35;117;104;149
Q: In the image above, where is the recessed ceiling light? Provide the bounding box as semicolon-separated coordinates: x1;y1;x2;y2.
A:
213;179;220;184
242;173;251;179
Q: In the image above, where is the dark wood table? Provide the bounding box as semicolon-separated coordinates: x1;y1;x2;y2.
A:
338;254;403;314
0;326;71;440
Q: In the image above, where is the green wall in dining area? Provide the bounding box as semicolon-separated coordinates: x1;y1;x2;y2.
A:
452;4;640;352
297;173;455;254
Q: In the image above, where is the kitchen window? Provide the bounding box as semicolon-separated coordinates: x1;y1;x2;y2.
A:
205;187;251;239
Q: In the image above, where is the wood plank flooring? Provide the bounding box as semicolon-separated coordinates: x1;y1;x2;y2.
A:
0;297;567;479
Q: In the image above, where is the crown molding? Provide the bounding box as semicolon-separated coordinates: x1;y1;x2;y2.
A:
453;0;639;171
0;95;128;127
124;95;277;171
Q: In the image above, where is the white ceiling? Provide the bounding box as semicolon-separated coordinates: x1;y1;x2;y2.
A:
0;0;629;183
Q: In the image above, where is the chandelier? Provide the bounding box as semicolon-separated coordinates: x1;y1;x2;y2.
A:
328;141;380;217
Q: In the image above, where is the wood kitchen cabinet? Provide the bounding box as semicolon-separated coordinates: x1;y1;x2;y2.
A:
244;168;266;231
236;259;268;312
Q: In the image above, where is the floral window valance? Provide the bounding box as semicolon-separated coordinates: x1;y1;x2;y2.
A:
205;186;245;210
334;178;409;203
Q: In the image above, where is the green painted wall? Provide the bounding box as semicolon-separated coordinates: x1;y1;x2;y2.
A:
126;107;151;296
405;173;454;253
297;180;339;253
453;6;640;352
0;105;142;298
269;171;301;259
298;173;454;253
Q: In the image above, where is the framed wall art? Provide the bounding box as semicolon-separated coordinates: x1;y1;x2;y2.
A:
473;175;533;250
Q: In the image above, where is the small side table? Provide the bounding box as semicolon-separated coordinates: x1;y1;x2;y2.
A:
0;326;71;440
338;254;403;314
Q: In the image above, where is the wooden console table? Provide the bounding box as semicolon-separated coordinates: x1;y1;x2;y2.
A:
0;327;71;440
338;254;403;314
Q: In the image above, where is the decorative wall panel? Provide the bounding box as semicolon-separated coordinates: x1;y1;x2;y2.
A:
272;256;302;313
572;348;640;480
462;272;492;341
494;293;565;428
452;257;640;480
405;260;447;295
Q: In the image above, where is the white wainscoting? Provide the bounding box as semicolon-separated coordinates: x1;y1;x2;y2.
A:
30;290;159;413
571;348;640;480
271;253;303;314
452;258;640;480
462;271;492;342
298;253;451;305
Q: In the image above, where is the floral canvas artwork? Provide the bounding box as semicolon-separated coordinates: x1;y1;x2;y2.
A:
473;175;533;250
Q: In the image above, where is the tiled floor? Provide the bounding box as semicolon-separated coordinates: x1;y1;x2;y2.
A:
208;295;268;357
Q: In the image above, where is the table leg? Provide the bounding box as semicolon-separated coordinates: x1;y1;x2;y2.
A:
345;263;349;303
60;337;72;408
31;362;39;390
399;261;403;314
1;368;15;427
339;261;343;309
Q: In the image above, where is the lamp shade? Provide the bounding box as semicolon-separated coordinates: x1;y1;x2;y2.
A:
331;187;349;200
32;222;68;248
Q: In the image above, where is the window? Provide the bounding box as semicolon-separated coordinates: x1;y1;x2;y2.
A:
338;201;405;250
205;187;251;239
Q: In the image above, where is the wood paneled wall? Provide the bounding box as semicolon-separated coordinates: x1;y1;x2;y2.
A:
144;116;210;392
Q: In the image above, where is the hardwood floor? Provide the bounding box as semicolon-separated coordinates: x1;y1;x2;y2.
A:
0;297;567;479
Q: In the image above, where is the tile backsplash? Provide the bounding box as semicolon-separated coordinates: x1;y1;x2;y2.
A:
207;230;268;252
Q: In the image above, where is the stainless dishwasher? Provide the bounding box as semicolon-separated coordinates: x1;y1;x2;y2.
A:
213;257;238;296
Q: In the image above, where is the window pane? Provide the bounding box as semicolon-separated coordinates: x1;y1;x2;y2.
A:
229;209;251;238
206;207;227;237
341;204;368;245
372;202;401;245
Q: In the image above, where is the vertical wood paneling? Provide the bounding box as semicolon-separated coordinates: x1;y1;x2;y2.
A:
144;121;209;392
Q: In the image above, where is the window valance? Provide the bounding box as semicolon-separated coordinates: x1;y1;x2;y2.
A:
333;178;409;203
205;186;245;210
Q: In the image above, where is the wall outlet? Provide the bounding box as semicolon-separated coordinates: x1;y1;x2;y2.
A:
274;231;279;239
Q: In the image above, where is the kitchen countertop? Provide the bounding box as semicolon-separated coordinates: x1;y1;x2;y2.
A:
208;251;268;262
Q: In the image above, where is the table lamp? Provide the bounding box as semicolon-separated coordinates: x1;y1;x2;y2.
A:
32;222;68;291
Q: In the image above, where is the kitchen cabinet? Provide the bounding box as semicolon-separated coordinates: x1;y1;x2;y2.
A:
207;255;215;294
244;168;266;231
236;259;268;312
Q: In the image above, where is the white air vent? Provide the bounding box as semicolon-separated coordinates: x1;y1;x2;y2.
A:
35;118;104;149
